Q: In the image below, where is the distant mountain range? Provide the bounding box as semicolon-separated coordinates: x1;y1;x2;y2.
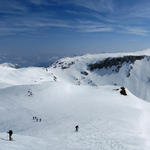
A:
0;53;61;68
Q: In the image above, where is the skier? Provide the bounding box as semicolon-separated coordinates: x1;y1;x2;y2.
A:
75;125;79;132
39;118;42;122
7;130;13;141
120;87;127;96
28;90;33;96
36;118;38;122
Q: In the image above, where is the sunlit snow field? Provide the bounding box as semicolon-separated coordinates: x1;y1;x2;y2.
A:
1;50;150;150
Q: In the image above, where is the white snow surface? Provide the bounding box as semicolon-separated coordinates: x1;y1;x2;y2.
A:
50;49;150;101
1;50;150;149
0;66;54;88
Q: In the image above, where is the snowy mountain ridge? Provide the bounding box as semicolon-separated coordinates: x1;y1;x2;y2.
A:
50;49;150;102
1;49;150;150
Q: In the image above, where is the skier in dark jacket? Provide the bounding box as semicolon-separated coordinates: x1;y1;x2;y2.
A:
75;125;79;132
36;118;38;122
7;130;13;141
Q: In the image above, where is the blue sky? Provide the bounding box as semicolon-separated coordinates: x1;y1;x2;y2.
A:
0;0;150;56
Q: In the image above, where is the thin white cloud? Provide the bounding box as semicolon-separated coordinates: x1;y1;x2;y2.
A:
130;2;150;18
29;0;48;5
20;19;71;28
75;0;114;12
80;27;113;32
56;0;114;13
0;27;29;36
74;20;113;32
0;0;149;37
0;17;72;36
125;27;149;36
0;0;27;14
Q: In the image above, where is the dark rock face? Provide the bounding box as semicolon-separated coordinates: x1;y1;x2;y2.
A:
81;71;88;76
61;61;75;69
88;55;145;72
53;61;75;69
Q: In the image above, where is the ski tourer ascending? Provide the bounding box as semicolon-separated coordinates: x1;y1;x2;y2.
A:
75;125;79;132
7;130;13;141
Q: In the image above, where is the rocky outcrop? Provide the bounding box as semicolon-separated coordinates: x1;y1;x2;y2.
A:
88;55;145;72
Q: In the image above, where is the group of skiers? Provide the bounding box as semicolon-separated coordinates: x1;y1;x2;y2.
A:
28;90;33;96
7;125;79;141
33;116;42;122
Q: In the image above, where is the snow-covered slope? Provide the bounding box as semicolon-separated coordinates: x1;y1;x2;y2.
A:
1;50;150;149
0;64;56;88
1;82;150;150
50;49;150;101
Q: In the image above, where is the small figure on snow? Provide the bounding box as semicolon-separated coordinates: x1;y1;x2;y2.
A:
39;118;42;122
7;130;13;141
75;125;79;132
120;87;127;96
28;90;33;96
36;118;38;122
